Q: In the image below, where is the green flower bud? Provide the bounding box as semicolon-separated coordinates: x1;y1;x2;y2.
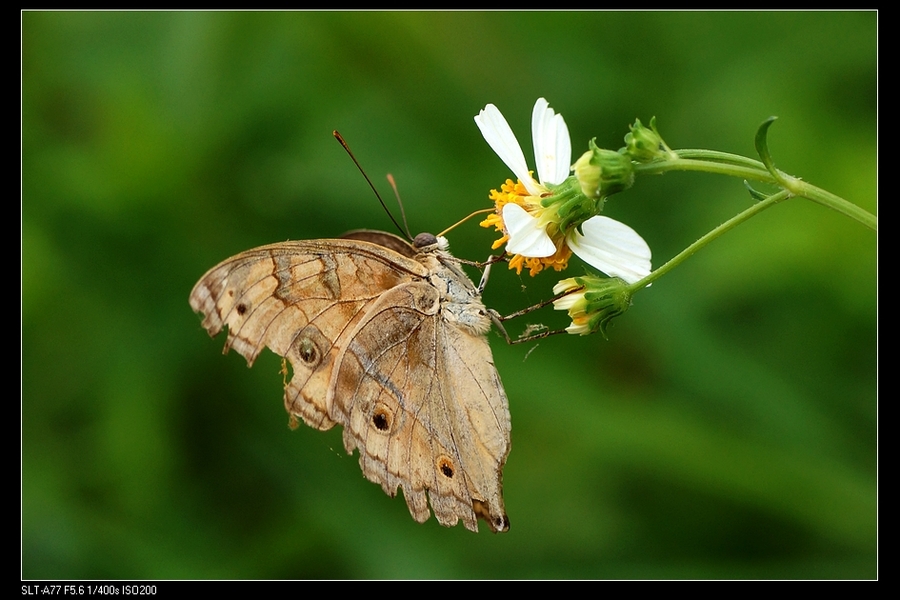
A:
623;117;666;163
552;275;633;337
573;149;601;199
573;139;634;199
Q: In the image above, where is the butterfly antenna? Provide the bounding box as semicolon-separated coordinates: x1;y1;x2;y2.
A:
333;130;409;240
386;174;413;240
437;208;495;238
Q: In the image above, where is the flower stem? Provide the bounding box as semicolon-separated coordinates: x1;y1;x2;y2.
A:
790;179;877;230
630;189;792;292
667;149;769;171
634;156;773;183
633;151;876;231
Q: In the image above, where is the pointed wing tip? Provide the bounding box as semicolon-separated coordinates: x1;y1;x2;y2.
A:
473;499;510;533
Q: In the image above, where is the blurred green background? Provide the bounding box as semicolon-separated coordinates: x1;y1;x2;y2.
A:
23;12;876;579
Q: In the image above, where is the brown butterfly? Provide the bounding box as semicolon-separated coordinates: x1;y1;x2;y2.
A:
189;230;511;533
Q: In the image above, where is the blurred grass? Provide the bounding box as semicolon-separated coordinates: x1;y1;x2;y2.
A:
23;11;876;579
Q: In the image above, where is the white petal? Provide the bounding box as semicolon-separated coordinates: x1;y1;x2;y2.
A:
566;322;591;335
552;278;580;295
475;104;542;196
552;294;581;311
531;98;571;186
502;203;557;258
568;216;652;284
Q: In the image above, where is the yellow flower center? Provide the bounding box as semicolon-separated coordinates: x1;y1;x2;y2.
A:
480;178;572;276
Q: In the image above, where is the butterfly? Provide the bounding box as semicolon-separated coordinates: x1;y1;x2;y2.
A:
189;230;511;532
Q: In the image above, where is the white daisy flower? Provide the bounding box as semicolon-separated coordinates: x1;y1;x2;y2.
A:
475;98;652;283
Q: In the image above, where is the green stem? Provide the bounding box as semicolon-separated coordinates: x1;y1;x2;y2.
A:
633;152;877;231
790;179;877;230
669;149;769;171
634;157;773;183
630;189;792;292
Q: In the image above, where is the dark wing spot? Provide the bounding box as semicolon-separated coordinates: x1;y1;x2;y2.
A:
496;515;510;531
372;409;391;431
236;303;247;315
297;337;318;364
438;457;454;479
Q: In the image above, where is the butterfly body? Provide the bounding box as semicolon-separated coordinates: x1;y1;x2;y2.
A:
190;231;511;533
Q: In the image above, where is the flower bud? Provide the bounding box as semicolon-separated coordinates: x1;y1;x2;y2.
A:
552;275;633;337
623;117;666;163
573;139;634;199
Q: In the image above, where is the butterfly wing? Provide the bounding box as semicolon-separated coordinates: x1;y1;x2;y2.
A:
190;235;511;533
189;239;428;430
329;279;511;533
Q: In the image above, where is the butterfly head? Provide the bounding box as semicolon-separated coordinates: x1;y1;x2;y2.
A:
412;232;450;251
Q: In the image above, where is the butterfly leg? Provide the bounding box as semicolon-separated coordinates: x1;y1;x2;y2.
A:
489;286;582;345
477;257;493;295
